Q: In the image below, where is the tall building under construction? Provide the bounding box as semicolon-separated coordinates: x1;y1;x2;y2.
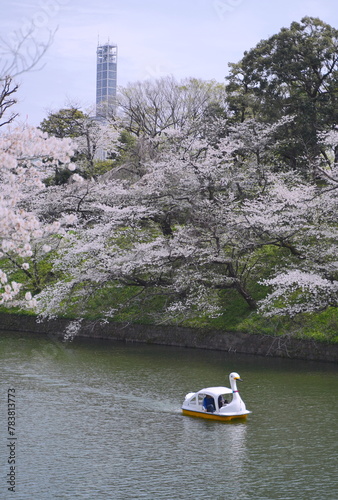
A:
96;42;117;117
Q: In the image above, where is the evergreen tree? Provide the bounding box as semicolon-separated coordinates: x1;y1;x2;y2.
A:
226;17;338;173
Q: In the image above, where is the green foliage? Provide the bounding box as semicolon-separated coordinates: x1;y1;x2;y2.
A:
39;107;88;138
237;309;338;343
0;247;62;301
44;166;74;186
93;160;115;176
109;129;141;171
226;16;338;172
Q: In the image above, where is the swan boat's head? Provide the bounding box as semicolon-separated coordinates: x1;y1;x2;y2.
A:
229;372;242;389
230;372;242;381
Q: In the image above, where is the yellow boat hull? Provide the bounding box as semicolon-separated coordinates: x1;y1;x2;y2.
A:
182;409;248;422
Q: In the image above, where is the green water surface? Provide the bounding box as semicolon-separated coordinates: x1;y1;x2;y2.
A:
0;331;337;500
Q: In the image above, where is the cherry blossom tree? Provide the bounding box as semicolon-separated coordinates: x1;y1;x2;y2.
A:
0;124;75;305
5;114;336;324
233;124;338;317
31;119;290;321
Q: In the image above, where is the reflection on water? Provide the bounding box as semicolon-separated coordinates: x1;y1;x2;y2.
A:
0;331;337;500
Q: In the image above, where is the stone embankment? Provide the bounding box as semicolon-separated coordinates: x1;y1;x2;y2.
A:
0;313;337;363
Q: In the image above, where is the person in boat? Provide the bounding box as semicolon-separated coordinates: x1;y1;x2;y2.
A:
218;395;229;408
203;395;215;413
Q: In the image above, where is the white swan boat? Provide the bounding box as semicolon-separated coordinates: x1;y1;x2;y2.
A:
182;372;251;421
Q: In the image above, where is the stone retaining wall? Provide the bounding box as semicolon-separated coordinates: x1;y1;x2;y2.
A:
0;313;337;363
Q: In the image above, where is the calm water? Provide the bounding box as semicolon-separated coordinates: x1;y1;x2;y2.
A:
0;330;337;500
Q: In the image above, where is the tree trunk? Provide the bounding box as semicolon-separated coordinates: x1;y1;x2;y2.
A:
234;281;257;309
227;262;257;309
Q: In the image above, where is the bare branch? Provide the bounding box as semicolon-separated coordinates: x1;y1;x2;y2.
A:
0;24;56;80
0;75;19;127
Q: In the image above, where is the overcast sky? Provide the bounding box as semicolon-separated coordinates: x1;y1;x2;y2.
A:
2;0;338;126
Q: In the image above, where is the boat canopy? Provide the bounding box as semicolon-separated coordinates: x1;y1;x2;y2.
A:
196;386;233;398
